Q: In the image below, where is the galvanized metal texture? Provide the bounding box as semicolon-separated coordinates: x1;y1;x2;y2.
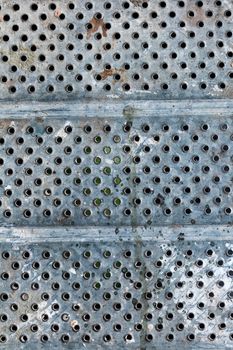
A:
0;0;233;348
0;102;232;350
0;0;232;100
0;113;232;227
1;237;233;349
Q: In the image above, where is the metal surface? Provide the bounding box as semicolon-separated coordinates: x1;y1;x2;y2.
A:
0;0;233;349
0;0;232;100
1;104;233;350
1;237;233;349
0;113;232;226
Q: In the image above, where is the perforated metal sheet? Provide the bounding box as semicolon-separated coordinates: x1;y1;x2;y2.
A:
1;0;233;349
0;0;232;100
1;237;233;349
0;114;232;226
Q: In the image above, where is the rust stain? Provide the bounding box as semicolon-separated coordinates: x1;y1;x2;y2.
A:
54;8;61;17
186;7;206;26
87;17;108;39
99;68;125;81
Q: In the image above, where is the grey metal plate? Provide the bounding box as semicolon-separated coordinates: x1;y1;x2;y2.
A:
0;113;232;226
0;0;233;348
0;0;232;101
0;237;233;349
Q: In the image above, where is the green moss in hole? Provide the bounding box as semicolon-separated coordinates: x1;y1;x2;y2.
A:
93;282;101;290
93;261;101;268
94;156;101;164
84;146;92;154
93;177;101;185
113;198;121;206
103;208;111;217
103;167;111;175
83;167;91;174
102;187;112;196
94;135;101;143
104;271;111;279
83;188;91;196
114;261;122;269
114;176;121;185
103;146;111;154
113;156;121;164
93;198;101;206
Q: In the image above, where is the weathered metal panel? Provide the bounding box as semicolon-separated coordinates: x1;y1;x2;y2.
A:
0;113;232;226
0;236;233;349
0;0;233;348
0;0;232;100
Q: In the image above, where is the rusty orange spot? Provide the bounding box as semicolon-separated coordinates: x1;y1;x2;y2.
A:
87;17;108;39
99;68;125;82
54;9;62;18
99;68;125;81
99;68;115;80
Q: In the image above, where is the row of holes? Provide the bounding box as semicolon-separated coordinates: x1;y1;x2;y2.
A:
1;42;233;54
1;247;233;259
0;208;232;218
0;0;229;11
0;20;232;30
0;152;231;163
0;268;231;282
1;161;232;172
0;306;232;321
0;122;231;134
1;65;233;76
2;10;231;21
1;332;231;344
3;82;230;94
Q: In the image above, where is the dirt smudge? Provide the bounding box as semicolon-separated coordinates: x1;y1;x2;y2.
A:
36;116;44;123
0;46;35;70
186;6;206;27
130;0;148;6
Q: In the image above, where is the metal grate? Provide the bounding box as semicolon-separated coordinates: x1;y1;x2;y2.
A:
0;115;232;226
0;239;233;348
0;0;233;349
0;0;232;100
